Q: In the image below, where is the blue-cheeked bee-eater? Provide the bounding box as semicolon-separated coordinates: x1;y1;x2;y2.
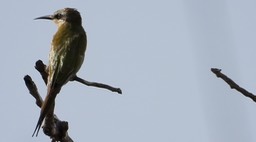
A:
32;8;87;137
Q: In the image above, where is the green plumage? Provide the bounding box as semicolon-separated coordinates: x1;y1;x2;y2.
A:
32;8;87;137
49;22;87;86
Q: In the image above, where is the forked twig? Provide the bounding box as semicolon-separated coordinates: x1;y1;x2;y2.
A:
24;75;73;142
24;59;122;141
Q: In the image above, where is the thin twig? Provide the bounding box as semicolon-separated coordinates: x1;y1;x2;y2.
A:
24;75;43;107
73;76;122;94
35;60;48;85
211;68;256;102
35;60;122;94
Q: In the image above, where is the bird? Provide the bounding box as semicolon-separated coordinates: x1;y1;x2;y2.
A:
32;8;87;137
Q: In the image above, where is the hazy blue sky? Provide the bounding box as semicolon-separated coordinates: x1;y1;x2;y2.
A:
1;0;256;141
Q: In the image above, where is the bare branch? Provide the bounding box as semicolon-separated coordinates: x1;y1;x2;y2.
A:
24;75;43;107
24;59;122;141
35;60;48;85
73;76;122;94
35;60;122;94
211;68;256;102
23;75;73;142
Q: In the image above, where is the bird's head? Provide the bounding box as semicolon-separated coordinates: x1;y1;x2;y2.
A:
35;8;82;27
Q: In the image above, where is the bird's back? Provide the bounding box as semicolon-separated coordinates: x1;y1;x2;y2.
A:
48;22;87;87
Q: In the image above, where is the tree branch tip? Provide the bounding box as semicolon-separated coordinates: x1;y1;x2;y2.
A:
117;88;122;94
35;60;46;71
36;59;44;65
211;68;221;73
24;75;31;80
24;75;33;85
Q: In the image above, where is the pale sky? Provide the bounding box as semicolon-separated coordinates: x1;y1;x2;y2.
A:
1;0;256;142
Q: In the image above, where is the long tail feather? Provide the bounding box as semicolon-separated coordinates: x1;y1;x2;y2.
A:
32;114;44;136
32;85;61;137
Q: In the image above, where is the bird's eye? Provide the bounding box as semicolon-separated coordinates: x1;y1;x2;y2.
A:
54;13;62;19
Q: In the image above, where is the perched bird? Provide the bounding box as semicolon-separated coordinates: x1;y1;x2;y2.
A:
32;8;87;137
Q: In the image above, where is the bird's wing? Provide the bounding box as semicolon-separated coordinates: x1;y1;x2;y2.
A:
32;30;86;137
49;33;86;87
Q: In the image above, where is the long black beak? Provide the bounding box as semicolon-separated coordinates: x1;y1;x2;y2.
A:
34;15;53;20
